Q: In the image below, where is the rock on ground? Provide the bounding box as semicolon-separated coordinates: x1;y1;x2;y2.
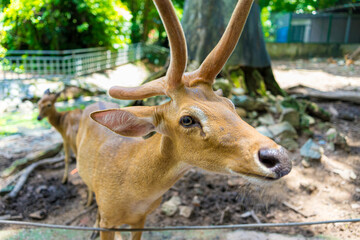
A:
300;139;323;160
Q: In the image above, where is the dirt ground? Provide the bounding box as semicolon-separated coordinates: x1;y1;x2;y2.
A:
0;59;359;239
273;59;360;91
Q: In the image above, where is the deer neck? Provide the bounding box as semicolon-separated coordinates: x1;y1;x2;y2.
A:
132;134;192;195
47;108;64;133
160;135;192;183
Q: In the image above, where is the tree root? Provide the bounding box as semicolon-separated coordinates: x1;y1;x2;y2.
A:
7;156;64;199
1;142;63;178
287;85;360;105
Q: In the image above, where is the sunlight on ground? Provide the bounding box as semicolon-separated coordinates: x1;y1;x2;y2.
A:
0;228;90;240
0;228;327;240
286;167;354;220
0;62;149;137
79;62;150;91
273;69;360;91
0;110;50;136
0;229;18;239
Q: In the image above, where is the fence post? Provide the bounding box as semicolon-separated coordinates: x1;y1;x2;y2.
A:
24;59;28;80
37;58;41;79
2;60;5;80
326;14;333;44
287;13;293;43
71;51;76;78
344;12;352;44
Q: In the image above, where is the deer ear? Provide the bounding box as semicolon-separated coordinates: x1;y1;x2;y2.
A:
55;92;61;99
44;88;51;95
90;109;155;137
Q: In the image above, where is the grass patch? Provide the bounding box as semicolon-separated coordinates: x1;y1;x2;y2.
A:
0;110;51;136
0;104;87;137
0;95;131;137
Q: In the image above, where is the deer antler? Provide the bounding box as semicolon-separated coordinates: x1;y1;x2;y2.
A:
154;0;187;90
110;0;187;100
190;0;253;86
110;0;253;100
109;78;167;100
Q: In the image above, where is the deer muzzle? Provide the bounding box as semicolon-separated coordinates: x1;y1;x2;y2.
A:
257;147;292;179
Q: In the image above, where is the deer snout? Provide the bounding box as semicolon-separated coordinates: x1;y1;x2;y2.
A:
258;147;292;179
37;115;43;121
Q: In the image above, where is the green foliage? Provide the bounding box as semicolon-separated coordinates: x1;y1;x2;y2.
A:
0;103;87;136
0;0;10;10
260;0;360;14
0;0;131;50
0;110;50;136
1;0;186;50
122;0;184;44
259;0;342;13
261;7;272;40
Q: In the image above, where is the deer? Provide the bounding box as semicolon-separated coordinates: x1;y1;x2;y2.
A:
37;89;83;184
76;0;292;239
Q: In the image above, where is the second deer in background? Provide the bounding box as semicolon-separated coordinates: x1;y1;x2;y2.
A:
37;89;83;184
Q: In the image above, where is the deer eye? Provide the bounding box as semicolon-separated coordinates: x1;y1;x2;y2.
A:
180;116;195;127
47;104;51;107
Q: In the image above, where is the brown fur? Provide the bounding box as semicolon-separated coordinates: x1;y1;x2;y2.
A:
76;1;291;240
77;85;288;240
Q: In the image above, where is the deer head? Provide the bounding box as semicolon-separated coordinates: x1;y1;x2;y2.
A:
37;89;61;121
91;0;291;182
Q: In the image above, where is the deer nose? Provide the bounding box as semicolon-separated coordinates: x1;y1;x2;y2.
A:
258;148;292;179
37;115;42;121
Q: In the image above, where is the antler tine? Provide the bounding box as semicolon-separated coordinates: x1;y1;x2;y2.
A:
196;0;253;84
109;0;187;101
153;0;187;90
109;78;166;100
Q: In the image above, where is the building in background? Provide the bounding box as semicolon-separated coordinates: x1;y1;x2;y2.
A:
272;3;360;44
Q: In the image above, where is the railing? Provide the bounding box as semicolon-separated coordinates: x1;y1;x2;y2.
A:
0;43;169;81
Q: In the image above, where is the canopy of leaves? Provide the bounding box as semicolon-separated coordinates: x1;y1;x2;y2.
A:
0;0;10;10
0;0;132;50
259;0;359;13
122;0;184;44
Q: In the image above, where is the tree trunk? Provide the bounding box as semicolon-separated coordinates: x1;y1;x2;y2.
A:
129;0;141;43
182;0;284;96
142;0;151;42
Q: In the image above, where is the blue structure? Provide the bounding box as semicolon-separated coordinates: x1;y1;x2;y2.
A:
271;3;360;44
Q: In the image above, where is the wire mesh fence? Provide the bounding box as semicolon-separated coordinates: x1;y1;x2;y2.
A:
0;43;169;82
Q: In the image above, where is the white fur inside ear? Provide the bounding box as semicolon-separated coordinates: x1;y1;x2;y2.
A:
91;110;155;137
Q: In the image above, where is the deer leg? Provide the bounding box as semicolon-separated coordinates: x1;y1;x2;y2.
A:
128;197;161;240
85;187;94;207
62;142;70;184
100;231;115;240
90;210;101;240
114;231;123;240
130;217;146;240
100;217;115;240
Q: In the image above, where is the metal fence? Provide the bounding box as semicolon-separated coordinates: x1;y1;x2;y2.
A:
0;43;169;82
